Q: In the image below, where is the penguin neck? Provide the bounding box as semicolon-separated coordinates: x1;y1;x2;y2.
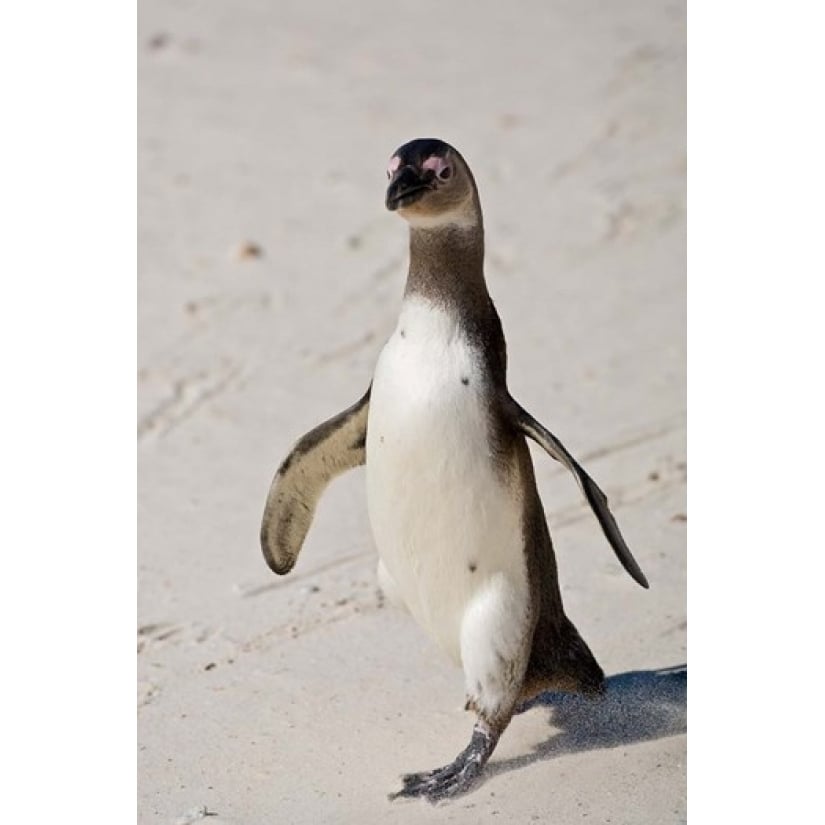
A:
403;218;489;316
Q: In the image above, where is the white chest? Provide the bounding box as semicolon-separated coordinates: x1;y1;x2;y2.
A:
365;298;526;663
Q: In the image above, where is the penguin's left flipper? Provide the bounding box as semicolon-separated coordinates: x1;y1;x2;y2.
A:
506;395;650;589
260;387;371;575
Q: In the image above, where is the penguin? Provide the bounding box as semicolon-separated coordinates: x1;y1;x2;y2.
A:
261;138;648;802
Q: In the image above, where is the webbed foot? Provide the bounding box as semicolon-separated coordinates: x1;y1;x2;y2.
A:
389;725;498;803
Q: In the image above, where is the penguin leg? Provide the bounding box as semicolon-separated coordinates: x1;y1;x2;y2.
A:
391;574;532;802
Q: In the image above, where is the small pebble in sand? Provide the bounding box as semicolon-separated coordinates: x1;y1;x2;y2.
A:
234;241;263;261
498;112;523;130
174;805;216;824
148;33;170;51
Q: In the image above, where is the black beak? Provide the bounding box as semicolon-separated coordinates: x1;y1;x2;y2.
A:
386;166;431;211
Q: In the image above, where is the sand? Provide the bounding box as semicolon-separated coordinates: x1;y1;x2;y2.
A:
138;1;686;822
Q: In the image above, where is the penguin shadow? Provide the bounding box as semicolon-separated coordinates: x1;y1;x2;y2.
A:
489;664;687;781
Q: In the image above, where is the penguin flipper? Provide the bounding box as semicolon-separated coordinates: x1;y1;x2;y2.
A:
261;387;371;575
506;395;649;589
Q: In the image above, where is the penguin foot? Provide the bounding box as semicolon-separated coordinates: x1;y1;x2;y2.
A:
389;725;497;803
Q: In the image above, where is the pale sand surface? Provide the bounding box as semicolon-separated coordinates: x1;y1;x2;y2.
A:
138;1;686;822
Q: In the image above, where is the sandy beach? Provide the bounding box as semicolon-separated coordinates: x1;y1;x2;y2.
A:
138;1;686;822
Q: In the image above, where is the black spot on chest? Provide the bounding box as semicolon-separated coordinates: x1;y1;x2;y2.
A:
461;376;469;386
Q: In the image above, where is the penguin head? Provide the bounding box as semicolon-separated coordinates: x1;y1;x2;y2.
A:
385;138;477;228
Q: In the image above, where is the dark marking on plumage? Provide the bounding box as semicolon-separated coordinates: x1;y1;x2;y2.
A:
399;328;406;338
514;440;606;699
461;376;469;386
468;562;477;573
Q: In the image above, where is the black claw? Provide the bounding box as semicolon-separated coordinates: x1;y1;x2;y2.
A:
400;760;460;790
391;767;481;803
424;761;483;802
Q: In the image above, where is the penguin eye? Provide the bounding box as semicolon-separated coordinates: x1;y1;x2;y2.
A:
438;166;452;181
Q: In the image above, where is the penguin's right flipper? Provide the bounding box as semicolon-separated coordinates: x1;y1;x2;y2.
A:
260;387;370;575
506;395;649;589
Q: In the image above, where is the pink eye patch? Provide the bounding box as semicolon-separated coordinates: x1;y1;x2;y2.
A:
422;155;451;178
